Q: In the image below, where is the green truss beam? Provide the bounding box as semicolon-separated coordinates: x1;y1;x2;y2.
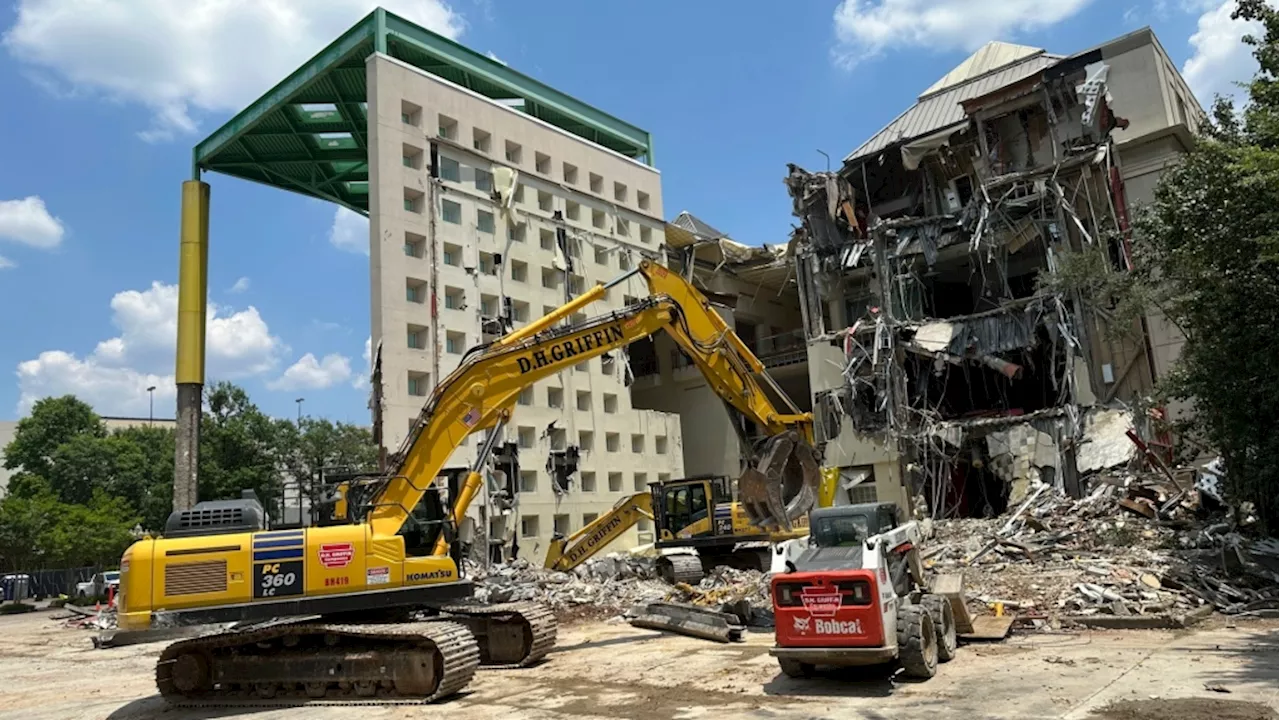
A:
193;6;655;215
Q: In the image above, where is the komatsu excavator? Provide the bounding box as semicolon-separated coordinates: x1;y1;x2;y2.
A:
544;473;818;581
117;259;821;705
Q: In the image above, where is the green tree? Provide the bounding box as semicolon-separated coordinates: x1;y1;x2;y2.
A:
43;491;140;568
0;482;61;571
2;396;104;480
274;417;378;520
199;382;284;513
112;425;176;532
45;434;147;506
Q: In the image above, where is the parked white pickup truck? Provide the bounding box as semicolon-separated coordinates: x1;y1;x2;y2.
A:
75;571;120;598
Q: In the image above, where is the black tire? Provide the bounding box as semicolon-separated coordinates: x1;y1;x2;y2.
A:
777;657;814;678
921;594;958;662
896;604;938;679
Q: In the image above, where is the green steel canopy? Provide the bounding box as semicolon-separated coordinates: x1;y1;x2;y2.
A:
193;7;654;214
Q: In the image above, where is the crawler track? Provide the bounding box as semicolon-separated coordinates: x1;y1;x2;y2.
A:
659;554;706;584
441;601;558;667
155;619;479;707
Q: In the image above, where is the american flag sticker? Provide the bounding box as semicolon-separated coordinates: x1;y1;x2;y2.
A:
462;407;481;427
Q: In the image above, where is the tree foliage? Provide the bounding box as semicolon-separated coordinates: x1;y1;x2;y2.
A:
1050;0;1278;533
2;396;104;480
0;382;376;572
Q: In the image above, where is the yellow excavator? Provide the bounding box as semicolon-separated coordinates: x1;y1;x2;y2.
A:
544;472;819;579
117;259;821;705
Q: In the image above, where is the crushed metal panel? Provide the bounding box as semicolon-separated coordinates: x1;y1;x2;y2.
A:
913;322;957;353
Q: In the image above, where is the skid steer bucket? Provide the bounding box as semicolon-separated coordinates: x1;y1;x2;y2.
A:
737;430;821;532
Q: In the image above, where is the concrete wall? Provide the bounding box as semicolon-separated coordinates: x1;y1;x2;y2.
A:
804;343;910;513
1108;31;1205;147
366;54;682;559
630;270;808;480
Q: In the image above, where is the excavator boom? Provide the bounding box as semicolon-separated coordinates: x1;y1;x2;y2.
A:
370;259;820;541
544;493;653;572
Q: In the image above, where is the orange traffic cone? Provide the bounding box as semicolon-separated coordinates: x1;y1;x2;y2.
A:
107;586;115;609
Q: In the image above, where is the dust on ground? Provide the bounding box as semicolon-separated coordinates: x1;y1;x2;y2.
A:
1090;697;1279;720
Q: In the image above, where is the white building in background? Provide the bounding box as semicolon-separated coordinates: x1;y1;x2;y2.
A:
364;53;683;559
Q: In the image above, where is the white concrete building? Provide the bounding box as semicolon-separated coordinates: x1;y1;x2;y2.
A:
364;50;683;560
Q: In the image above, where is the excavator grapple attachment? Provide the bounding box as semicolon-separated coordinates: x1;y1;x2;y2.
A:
628;602;745;643
737;430;822;532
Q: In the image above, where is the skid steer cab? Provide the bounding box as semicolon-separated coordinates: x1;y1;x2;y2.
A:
769;503;959;680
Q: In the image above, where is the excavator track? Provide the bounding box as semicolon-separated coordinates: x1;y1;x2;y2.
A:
155;619;479;707
440;601;558;667
658;554;706;584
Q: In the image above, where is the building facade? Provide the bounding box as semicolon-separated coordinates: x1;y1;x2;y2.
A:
784;29;1203;519
364;53;683;561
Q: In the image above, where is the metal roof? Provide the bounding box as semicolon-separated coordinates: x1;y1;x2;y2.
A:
844;51;1061;165
192;7;654;214
670;211;728;240
920;41;1044;96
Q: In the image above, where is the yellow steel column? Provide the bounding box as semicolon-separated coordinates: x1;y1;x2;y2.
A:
173;180;210;512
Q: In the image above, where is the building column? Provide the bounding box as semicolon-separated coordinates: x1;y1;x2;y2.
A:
173;180;210;512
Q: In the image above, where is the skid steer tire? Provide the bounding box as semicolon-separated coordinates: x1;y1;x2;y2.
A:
896;604;938;679
921;594;957;662
777;657;814;678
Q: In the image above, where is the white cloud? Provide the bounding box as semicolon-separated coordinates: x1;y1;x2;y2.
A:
328;206;369;255
831;0;1093;66
267;353;353;391
0;196;65;248
0;256;14;270
16;351;175;417
1182;0;1267;108
16;281;286;415
2;0;465;142
351;337;373;390
486;50;507;65
228;276;250;294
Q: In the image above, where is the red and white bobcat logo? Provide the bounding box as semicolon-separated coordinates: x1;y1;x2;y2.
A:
793;616;811;633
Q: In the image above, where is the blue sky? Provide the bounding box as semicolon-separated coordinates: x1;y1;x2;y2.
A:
0;0;1264;423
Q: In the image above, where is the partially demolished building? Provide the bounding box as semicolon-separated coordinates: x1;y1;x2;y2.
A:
630;212;810;480
786;31;1204;517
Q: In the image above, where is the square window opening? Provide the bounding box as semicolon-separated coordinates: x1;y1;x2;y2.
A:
438;114;458;140
505;140;522;164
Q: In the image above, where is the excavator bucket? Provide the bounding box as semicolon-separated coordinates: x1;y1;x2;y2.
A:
737;430;822;532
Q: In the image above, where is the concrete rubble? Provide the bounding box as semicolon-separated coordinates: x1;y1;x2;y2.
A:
470;554;775;626
924;469;1279;629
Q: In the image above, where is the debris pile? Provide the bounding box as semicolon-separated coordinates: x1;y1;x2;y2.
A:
471;555;776;625
925;472;1279;628
58;604;116;630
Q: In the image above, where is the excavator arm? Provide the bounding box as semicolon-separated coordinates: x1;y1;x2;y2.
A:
367;259;820;546
544;492;653;571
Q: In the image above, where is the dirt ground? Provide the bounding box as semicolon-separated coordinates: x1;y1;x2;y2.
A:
0;610;1275;720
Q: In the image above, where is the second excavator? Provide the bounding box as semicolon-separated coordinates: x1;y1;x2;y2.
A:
115;259;822;705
